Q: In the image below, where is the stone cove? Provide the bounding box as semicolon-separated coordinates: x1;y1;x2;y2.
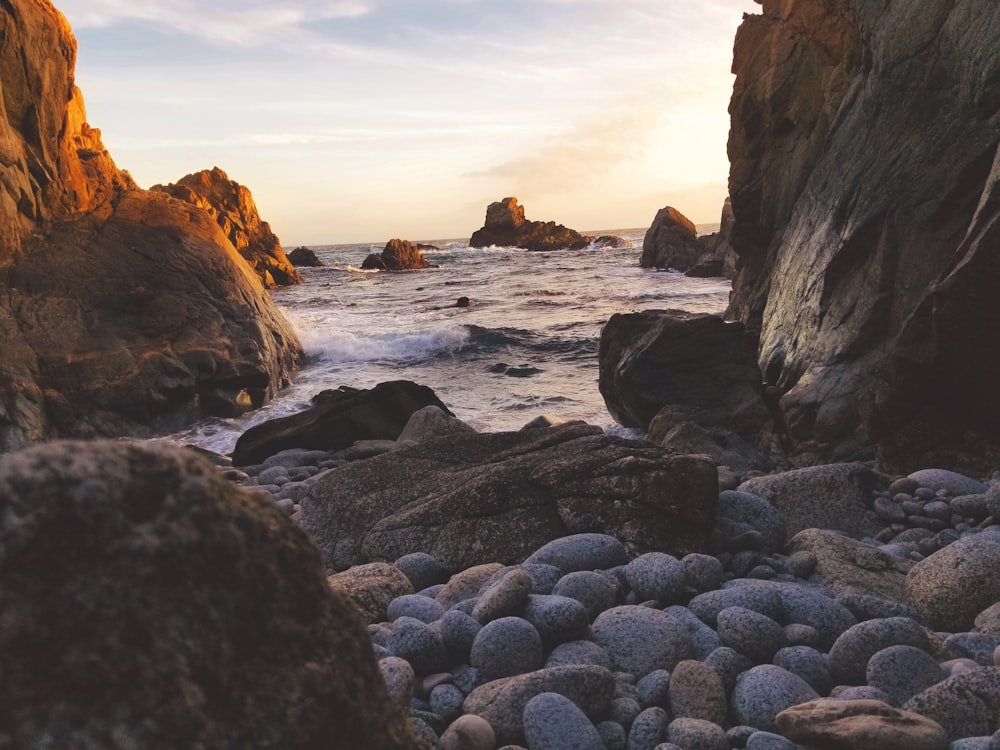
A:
0;0;999;749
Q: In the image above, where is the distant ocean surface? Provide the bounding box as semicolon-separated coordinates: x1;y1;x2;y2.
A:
169;226;730;455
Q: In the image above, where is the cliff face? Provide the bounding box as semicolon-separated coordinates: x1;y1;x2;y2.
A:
153;168;303;288
0;0;302;449
725;0;1000;471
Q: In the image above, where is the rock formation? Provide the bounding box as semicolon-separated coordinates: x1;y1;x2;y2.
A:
287;246;323;266
639;206;704;271
0;440;422;749
0;0;302;449
724;0;1000;472
470;197;593;251
362;238;435;271
298;421;719;571
152;167;302;288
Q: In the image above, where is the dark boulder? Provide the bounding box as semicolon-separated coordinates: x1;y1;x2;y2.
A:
639;206;705;271
691;197;737;278
469;197;593;251
361;238;436;271
232;380;451;465
298;421;718;571
0;439;422;750
594;235;633;249
287;246;324;267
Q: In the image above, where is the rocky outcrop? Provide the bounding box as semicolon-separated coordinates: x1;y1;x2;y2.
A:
298;421;718;571
690;197;737;278
152;167;302;288
0;440;422;749
723;0;1000;472
470;197;593;251
362;238;435;271
287;246;323;266
232;380;452;465
0;0;302;449
639;206;704;271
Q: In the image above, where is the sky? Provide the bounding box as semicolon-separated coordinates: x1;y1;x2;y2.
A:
56;0;759;245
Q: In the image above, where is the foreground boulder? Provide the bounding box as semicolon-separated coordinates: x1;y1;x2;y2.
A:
362;238;435;270
298;421;718;570
470;197;593;251
639;206;705;271
232;380;451;465
0;440;422;749
152;167;303;288
724;0;1000;472
0;0;302;448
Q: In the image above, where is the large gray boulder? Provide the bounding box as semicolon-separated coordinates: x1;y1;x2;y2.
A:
298;422;718;571
0;439;422;749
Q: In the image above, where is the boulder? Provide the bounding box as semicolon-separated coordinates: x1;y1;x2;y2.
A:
328;562;415;623
0;439;422;749
287;246;324;267
232;381;451;465
361;238;435;271
0;0;303;449
593;235;633;249
298;421;718;571
639;206;705;271
598;310;776;469
469;197;593;251
725;0;1000;472
152;167;302;287
776;699;949;750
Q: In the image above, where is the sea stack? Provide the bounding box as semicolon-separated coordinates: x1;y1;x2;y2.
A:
362;238;436;271
470;197;593;251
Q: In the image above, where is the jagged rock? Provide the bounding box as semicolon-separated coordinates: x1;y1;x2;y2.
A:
725;0;1000;472
594;235;633;249
639;206;704;271
0;0;302;449
469;197;593;251
362;238;435;271
287;246;324;267
298;421;718;571
232;381;451;466
598;310;776;470
152;167;302;288
691;197;737;278
0;439;422;749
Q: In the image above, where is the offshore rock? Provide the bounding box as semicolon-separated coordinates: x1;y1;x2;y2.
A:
639;205;704;271
725;0;1000;472
0;0;302;448
0;440;422;749
152;167;302;288
232;380;451;466
287;246;324;267
298;421;718;571
362;238;435;271
469;197;593;251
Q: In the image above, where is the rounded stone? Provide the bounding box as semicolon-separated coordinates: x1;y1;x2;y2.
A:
625;552;687;604
687;584;783;627
731;665;820;732
716;490;787;553
435;563;506;609
522;594;589;646
664;605;723;659
681;553;725;594
668;660;728;726
523;533;628;573
469;616;544;681
745;730;802;749
704;646;754;696
609;696;643;729
386;593;446;623
552;570;619;621
772;646;832;696
903;669;1000;740
716;606;786;664
834;685;894;702
522;692;604;749
388;616;450;676
782;623;823;649
440;608;482;663
521;563;563;595
440;714;496;750
591;606;694;677
472;568;533;624
627;707;669;750
429;683;465;723
545;640;613;670
665;717;729;750
866;645;945;706
394;552;450;592
829;617;931;685
636;669;671;709
597;721;627;750
975;603;1000;636
379;656;416;705
907;469;988;496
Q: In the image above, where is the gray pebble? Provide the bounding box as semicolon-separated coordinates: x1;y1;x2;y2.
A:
781;623;822;649
681;553;725;594
636;669;671;710
828;617;930;685
552;570;619;621
522;692;604;750
664;605;722;659
521;563;563;595
545;640;613;670
704;646;753;696
716;490;787;553
387;594;446;623
832;685;893;702
725;725;757;747
429;683;464;722
523;533;628;573
627;707;669;750
836;592;920;622
943;633;1000;666
591;606;693;677
730;665;819;732
522;594;589;646
439;608;481;663
379;655;415;705
450;664;482;695
388;616;449;676
745;731;804;750
409;717;443;749
874;495;906;523
609;696;642;729
952;493;990;521
865;644;945;706
907;468;988;496
625;552;687;604
469;616;543;681
783;551;817;579
665;717;728;750
596;721;627;750
716;606;786;664
772;646;832;695
904;668;1000;740
687;585;782;627
395;552;450;591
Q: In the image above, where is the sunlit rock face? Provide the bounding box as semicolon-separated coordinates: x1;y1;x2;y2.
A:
153;167;303;288
0;0;302;449
725;0;1000;472
470;197;593;251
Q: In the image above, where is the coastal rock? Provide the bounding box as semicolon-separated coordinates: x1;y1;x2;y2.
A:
469;197;592;252
362;238;436;271
328;562;415;623
152;167;302;287
0;0;302;448
639;206;704;271
598;310;775;471
903;668;1000;741
298;422;718;570
287;246;324;266
0;440;420;749
775;699;949;750
691;197;738;279
725;0;1000;471
232;380;451;465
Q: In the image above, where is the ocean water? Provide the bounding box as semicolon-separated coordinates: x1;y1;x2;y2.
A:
170;226;730;454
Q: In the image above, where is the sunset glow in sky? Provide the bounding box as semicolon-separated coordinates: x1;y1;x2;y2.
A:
57;0;758;245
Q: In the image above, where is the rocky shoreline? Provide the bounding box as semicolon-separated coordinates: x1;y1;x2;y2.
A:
219;405;1000;750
